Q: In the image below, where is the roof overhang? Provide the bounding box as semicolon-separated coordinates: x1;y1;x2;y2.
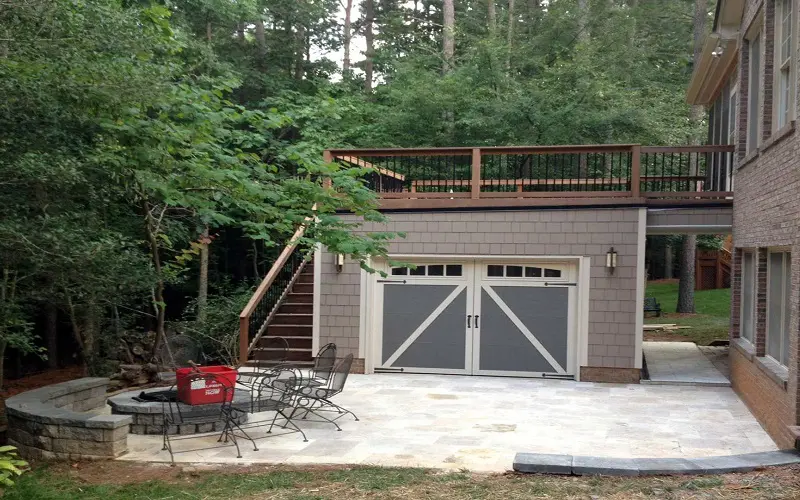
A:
686;0;745;106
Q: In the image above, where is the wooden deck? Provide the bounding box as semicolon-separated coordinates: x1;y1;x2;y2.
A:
326;144;734;210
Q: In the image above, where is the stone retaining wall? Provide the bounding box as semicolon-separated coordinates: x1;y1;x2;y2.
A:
5;377;131;460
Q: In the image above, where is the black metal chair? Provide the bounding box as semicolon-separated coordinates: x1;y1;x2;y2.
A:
161;371;256;463
245;366;309;442
307;343;337;387
237;336;290;390
291;353;359;431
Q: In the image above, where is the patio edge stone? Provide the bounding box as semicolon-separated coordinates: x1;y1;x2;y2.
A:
513;450;800;477
512;453;572;475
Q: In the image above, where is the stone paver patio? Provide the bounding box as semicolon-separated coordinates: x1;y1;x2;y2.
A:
120;373;776;472
644;342;730;386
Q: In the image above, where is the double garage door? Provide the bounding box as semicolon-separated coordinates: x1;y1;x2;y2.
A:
375;260;577;378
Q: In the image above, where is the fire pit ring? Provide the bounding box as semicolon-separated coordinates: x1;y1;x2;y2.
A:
107;387;250;435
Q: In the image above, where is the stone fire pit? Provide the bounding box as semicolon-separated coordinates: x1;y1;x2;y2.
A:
107;388;250;435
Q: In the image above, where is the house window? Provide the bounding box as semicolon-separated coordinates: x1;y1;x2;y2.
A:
776;0;793;128
766;251;792;366
741;251;756;342
747;34;762;152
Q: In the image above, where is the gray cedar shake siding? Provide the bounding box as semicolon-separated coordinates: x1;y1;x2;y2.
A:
318;208;644;376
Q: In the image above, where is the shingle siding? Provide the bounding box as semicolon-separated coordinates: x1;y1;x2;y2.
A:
319;208;643;371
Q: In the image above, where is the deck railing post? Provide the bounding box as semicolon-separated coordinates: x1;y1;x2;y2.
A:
238;316;249;367
471;148;481;199
630;145;641;198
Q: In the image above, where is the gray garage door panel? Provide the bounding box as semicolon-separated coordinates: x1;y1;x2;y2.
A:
479;289;555;373
382;284;458;364
392;288;467;370
490;286;569;370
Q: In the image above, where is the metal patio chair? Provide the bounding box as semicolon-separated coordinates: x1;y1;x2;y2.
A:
237;336;290;391
245;366;309;442
291;353;359;431
161;371;256;463
307;343;337;387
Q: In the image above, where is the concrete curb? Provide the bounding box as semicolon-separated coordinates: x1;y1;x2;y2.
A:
513;451;800;476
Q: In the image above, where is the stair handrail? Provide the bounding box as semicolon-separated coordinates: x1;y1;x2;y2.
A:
238;209;315;365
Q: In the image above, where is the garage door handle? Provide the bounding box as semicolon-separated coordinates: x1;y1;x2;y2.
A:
466;315;471;328
475;315;479;328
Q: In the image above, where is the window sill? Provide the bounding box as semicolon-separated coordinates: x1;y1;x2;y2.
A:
754;356;789;390
731;337;755;360
738;149;759;170
760;121;796;154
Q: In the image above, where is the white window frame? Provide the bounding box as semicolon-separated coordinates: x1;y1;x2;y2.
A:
774;0;795;129
765;250;792;366
728;81;738;146
740;250;757;343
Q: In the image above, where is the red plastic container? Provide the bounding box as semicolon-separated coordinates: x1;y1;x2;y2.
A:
176;366;237;405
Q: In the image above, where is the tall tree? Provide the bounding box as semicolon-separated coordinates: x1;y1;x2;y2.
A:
506;0;516;71
677;0;707;313
443;0;455;73
343;0;354;75
488;0;497;33
363;0;375;92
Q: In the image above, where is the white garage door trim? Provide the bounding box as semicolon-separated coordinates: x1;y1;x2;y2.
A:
366;255;585;378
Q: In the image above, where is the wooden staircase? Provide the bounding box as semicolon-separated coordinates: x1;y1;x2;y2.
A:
248;262;314;367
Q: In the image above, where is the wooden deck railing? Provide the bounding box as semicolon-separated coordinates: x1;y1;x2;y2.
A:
327;144;735;207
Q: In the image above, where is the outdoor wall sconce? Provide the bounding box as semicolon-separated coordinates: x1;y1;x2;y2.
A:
335;253;345;273
606;247;618;275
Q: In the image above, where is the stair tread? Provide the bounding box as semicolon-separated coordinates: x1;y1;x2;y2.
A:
275;313;312;316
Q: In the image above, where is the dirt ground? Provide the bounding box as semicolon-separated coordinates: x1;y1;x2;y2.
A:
20;461;800;500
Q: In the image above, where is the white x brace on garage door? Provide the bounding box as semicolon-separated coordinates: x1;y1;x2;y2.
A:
374;260;577;378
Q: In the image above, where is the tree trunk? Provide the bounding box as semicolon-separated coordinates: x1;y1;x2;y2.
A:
294;24;305;80
664;241;674;279
488;0;496;33
197;227;210;323
506;0;516;71
677;236;697;312
0;340;6;390
343;0;353;75
237;22;245;43
206;21;212;42
678;0;707;313
443;0;455;73
144;204;167;358
577;0;589;43
364;0;375;93
45;302;58;369
255;20;267;60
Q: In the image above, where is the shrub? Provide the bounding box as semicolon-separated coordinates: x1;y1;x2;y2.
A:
0;446;29;487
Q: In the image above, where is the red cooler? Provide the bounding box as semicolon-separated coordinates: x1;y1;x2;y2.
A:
176;366;237;405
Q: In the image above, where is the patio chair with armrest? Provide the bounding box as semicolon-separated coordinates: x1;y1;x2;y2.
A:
291;353;359;431
307;343;337;387
245;366;309;442
237;336;290;390
161;371;257;463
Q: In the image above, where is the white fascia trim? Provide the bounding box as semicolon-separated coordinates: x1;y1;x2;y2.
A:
634;208;647;369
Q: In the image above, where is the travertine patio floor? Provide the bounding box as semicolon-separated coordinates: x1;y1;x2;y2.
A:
119;373;776;472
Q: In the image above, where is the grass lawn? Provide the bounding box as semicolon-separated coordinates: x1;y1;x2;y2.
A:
5;462;800;500
644;280;731;346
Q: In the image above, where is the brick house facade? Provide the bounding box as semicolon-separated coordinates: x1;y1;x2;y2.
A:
688;0;800;449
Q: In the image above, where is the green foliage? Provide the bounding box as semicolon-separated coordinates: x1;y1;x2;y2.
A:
0;446;29;487
0;0;704;370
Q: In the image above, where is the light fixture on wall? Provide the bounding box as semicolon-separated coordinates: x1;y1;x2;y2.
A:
335;253;345;273
606;247;618;275
711;45;724;58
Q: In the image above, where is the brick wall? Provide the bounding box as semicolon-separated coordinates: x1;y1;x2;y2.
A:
731;344;795;448
319;208;643;373
727;0;800;449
